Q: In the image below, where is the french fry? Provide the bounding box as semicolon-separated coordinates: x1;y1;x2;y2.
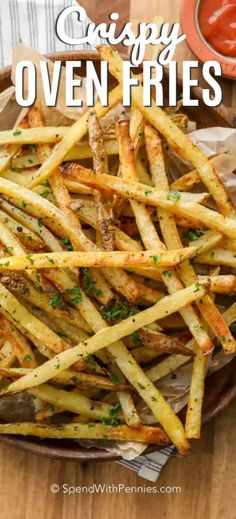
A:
66;166;236;240
170;155;230;193
199;275;236;293
0;248;197;271
131;346;163;365
0;316;37;368
29;384;116;421
0;209;44;250
0;282;84;358
72;199;143;252
0;115;29;174
171;169;202;192
115;115;212;353
145;124;235;354
115;390;141;427
98;45;236;219
138;328;195;356
88;110;115;251
0;340;16;371
145;342;194;383
221;239;236;252
187;231;223;256
185;344;206;439
50;170;140;303
1;281;209;454
26;85;123;188
195;249;236;269
0;367;130;391
0;422;170;445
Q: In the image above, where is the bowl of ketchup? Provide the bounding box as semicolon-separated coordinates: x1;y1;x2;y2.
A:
181;0;236;78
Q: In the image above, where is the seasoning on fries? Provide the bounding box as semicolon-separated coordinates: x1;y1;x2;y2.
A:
0;45;235;457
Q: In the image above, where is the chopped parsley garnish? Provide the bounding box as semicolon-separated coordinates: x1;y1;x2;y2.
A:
144;190;152;196
86;356;97;368
183;229;203;241
41;190;50;199
166;191;181;202
101;418;120;426
108;373;119;385
34;276;41;289
13;130;22;136
152;255;160;265
23;354;32;362
54;357;60;370
103;298;136;323
194;281;201;293
61;237;73;251
130;331;142;346
66;286;82;305
162;270;172;278
81;267;94;293
70;375;78;384
37;217;43;227
42;179;50;186
137;383;146;390
95;289;103;297
49;291;64;308
109;403;121;417
26;254;34;265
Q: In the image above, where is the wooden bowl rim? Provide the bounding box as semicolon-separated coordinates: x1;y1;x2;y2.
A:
0;50;235;462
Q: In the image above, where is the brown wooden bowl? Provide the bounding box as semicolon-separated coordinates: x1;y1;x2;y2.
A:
0;51;235;462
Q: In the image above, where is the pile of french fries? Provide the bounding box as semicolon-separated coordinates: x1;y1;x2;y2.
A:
0;46;235;457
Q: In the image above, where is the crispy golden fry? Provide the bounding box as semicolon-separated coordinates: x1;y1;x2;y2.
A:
50;170;140;303
88;110;115;251
170;155;229;192
29;384;116;421
1;281;209;454
145;342;194;383
185;344;206;439
0;341;16;371
145;125;235;354
199;275;236;293
131;346;163;365
221;239;236;252
195;249;236;269
0;248;197;271
71;199;143;252
0;367;130;391
187;231;223;255
0;209;44;250
98;45;236;219
26;85;123;188
0;316;37;368
115;116;212;353
65;166;236;240
171;169;202;192
0;116;28;173
0;422;170;445
138;328;194;357
0;127;67;145
0;282;87;369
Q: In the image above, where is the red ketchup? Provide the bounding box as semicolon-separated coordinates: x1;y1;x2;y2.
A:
199;0;236;58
